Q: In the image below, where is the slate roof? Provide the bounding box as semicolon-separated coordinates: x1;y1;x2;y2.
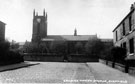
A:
42;35;65;41
112;8;134;32
42;35;97;41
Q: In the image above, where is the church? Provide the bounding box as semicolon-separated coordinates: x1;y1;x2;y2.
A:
32;9;97;42
31;9;112;54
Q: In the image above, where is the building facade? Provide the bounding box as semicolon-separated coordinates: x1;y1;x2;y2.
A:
0;21;5;41
113;3;135;58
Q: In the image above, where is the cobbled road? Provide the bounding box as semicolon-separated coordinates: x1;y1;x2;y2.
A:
0;62;134;84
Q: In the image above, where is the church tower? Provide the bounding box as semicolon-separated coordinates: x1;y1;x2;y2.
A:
32;9;47;42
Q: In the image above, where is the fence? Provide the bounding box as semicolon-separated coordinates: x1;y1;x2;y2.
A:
99;59;135;76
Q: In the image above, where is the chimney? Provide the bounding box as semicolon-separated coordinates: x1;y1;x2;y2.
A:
43;9;45;17
74;28;77;36
33;9;35;18
130;3;135;11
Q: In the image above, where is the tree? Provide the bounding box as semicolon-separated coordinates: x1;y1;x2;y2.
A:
50;41;67;55
85;38;104;57
100;42;113;60
75;42;84;54
0;40;24;65
22;42;48;53
0;40;10;56
39;43;48;53
10;40;19;51
111;46;127;67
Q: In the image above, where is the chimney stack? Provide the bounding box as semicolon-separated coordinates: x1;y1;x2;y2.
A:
74;28;77;36
130;3;135;11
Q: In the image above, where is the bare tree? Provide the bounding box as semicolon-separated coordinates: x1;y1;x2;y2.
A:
75;42;84;54
50;41;67;55
85;38;104;57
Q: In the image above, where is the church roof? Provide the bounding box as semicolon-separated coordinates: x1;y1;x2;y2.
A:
100;39;113;42
42;35;65;41
42;35;97;41
61;35;97;41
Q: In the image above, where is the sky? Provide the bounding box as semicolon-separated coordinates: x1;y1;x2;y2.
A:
0;0;135;42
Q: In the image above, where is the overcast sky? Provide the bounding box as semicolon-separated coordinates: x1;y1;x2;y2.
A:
0;0;135;42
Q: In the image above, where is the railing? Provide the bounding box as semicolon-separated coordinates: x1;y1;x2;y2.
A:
99;59;135;74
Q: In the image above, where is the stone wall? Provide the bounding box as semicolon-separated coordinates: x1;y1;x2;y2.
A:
23;53;99;62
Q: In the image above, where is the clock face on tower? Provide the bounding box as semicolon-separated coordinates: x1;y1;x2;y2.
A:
37;18;41;23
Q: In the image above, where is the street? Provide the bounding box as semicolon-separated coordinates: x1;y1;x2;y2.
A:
0;62;134;84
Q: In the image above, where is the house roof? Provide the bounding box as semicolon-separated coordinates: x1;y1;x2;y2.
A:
112;9;134;32
0;21;6;25
42;35;97;41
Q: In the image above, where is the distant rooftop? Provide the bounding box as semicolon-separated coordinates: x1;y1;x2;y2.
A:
42;35;97;41
100;39;113;42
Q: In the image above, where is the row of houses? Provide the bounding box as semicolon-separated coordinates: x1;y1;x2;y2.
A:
113;3;135;59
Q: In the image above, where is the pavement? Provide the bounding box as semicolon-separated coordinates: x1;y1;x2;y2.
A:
0;61;39;72
87;63;135;84
0;62;134;84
